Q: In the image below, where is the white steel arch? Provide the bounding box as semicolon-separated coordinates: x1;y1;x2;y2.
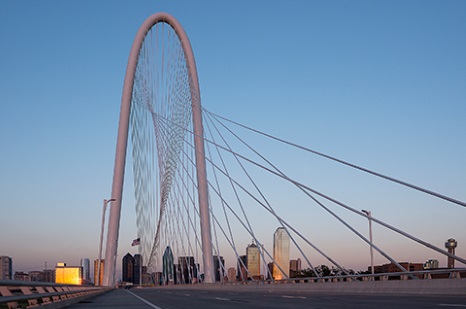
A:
103;12;214;286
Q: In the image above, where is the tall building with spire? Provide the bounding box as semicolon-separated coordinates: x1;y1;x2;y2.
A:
273;227;290;280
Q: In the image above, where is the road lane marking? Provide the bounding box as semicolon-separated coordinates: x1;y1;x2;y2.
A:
282;295;307;299
215;297;230;301
439;305;466;307
125;290;164;309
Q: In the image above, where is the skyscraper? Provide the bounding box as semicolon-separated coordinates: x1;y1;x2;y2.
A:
178;256;197;284
0;256;12;280
289;258;302;277
122;253;135;283
93;259;104;286
213;256;225;282
273;227;290;280
134;254;142;285
80;258;91;284
246;241;261;279
162;246;174;284
237;255;247;281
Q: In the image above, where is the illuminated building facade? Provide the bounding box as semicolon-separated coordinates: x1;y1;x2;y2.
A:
93;259;104;286
246;242;261;279
55;263;82;285
273;227;290;280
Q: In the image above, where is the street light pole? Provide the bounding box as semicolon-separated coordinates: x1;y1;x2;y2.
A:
362;209;374;277
97;198;115;286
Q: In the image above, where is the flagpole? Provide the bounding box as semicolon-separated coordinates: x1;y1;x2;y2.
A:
131;237;142;287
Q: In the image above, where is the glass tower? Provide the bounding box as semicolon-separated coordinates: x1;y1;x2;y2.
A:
273;227;290;280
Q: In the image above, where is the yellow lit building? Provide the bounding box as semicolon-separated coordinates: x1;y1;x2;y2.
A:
246;242;261;279
55;263;82;285
94;259;104;286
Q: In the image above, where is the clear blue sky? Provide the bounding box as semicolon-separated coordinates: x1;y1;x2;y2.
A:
1;0;465;274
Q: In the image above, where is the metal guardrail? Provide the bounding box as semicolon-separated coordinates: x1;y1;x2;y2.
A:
0;280;110;309
222;268;466;285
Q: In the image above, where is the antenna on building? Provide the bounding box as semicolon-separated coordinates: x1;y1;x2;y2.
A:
44;261;47;271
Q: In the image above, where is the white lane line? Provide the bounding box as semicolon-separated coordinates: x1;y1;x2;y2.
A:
439;305;466;307
215;297;231;301
282;295;307;299
125;289;164;309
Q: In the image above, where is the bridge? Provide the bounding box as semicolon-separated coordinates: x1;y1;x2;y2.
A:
100;11;466;288
1;10;465;309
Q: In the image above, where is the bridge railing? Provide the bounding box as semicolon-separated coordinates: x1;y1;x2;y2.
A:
224;268;466;285
0;280;110;309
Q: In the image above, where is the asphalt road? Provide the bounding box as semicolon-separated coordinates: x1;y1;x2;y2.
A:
68;287;466;309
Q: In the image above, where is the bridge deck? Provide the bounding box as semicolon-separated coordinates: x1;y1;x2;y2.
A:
66;281;466;309
66;289;153;308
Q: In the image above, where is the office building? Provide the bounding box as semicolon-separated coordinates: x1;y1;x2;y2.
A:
227;267;236;282
267;262;274;280
14;271;29;281
28;271;42;282
373;262;423;273
246;241;261;279
93;259;104;286
237;255;247;281
162;246;174;284
81;258;91;284
55;263;82;285
122;253;135;283
42;269;55;283
423;259;439;269
178;256;197;284
0;256;12;280
290;258;302;277
134;254;142;285
273;227;290;280
213;256;225;282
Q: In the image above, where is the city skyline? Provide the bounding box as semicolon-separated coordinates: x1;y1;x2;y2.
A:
3;248;456;285
1;1;465;275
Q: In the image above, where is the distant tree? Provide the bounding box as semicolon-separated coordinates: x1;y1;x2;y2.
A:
317;265;331;277
295;265;356;278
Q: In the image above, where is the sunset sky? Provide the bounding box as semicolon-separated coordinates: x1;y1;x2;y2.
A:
0;0;465;276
